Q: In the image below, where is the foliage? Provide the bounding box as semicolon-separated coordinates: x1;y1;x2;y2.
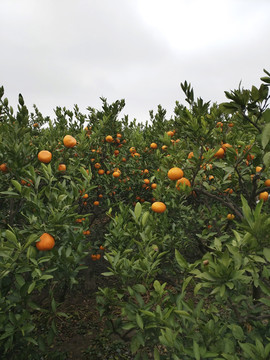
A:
1;69;270;358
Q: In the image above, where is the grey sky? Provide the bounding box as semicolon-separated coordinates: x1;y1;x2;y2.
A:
1;0;270;123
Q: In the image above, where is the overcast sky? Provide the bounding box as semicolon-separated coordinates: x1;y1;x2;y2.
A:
1;0;270;123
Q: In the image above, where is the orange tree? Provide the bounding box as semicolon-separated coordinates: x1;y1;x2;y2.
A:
96;70;270;359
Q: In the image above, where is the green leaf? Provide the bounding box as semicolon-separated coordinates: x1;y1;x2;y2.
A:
28;281;36;294
193;340;200;360
134;202;142;219
40;275;54;280
136;313;144;329
5;230;18;246
263;248;270;262
262;123;270;149
101;272;114;276
263;152;270;169
141;211;149;227
11;179;21;193
15;274;25;288
228;324;245;341
133;284;146;293
154;347;160;360
51;297;57;313
175;249;188;270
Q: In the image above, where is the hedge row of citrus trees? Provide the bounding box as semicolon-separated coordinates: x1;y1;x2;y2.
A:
1;69;270;359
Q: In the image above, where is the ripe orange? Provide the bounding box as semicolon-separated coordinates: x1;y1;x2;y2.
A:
150;143;158;149
264;179;270;187
93;201;100;206
114;150;119;156
0;163;8;172
227;214;235;220
58;164;66;172
98;169;105;175
259;191;269;202
221;143;232;151
151;201;166;213
144;179;150;184
38;150;52;163
176;177;191;190
161;145;167;151
151;183;157;189
33;123;39;128
129;147;136;153
63;135;76;148
188;152;194;159
82;193;88;199
113;171;121;178
256;166;262;173
167;167;184;181
106;135;113;143
216;122;223;128
214;148;225;159
167;131;174;137
94;163;101;169
36;233;55;251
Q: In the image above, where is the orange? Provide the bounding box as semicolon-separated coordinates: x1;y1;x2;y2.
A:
83;230;90;235
116;133;122;138
176;177;191;190
114;150;119;156
151;183;157;189
129;147;136;153
227;214;235;220
58;164;66;172
93;201;100;206
150;143;158;149
122;157;127;162
63;135;76;148
224;188;233;194
216;122;223;128
167;131;174;137
33;123;39;128
106;135;113;143
256;166;262;173
209;175;214;181
151;202;166;213
221;143;232;151
82;193;88;199
188;152;194;159
113;171;121;178
264;179;270;187
259;191;269;202
98;169;105;175
0;163;8;173
214;148;225;159
167;167;184;181
161;145;167;151
36;233;55;251
133;152;140;157
94;163;101;169
144;179;150;184
99;245;105;250
38;150;52;163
